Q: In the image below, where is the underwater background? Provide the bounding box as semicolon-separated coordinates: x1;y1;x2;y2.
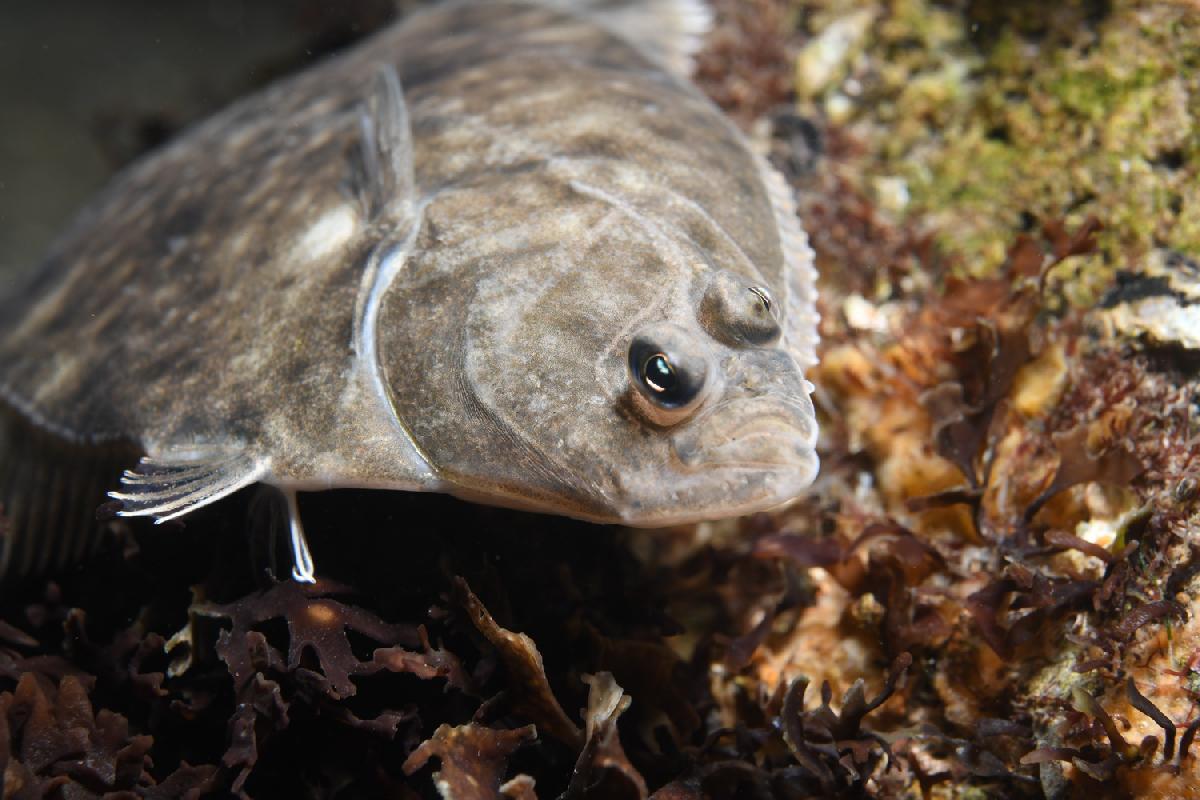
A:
3;1;1200;797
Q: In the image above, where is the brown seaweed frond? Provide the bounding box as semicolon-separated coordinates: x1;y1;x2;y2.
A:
0;672;218;798
453;577;584;750
915;219;1101;501
192;576;470;793
562;672;648;800
1023;679;1199;781
402;722;538;799
777;653;912;795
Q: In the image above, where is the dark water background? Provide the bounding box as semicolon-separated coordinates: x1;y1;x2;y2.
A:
0;0;396;286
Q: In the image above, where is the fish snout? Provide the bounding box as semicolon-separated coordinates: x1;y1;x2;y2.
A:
672;394;818;474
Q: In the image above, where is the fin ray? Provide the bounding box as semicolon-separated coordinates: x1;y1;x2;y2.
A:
757;156;820;369
356;63;416;221
0;399;140;581
118;464;223;489
112;446;267;524
540;0;713;78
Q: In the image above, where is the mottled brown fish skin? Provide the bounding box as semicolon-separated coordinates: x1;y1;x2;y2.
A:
0;0;818;536
375;3;811;520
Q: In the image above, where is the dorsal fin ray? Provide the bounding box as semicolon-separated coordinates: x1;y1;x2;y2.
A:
539;0;713;78
355;63;416;221
756;155;820;369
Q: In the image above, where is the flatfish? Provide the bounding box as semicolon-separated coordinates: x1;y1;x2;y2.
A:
0;0;820;582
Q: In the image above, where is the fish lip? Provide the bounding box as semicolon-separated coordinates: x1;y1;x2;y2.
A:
671;395;818;470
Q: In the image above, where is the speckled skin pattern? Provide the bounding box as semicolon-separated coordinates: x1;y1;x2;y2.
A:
0;0;819;529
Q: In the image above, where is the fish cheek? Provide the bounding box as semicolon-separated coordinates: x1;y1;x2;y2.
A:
374;261;609;516
462;257;700;514
462;264;630;508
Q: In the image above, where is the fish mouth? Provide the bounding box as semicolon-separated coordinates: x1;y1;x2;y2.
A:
672;396;818;471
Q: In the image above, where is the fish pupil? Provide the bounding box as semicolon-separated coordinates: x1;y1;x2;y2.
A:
643;354;677;394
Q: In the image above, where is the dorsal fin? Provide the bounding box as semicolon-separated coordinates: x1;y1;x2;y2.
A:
756;156;820;369
540;0;713;78
355;63;416;221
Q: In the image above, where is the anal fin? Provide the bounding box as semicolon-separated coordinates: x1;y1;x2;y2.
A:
111;445;267;524
0;398;140;581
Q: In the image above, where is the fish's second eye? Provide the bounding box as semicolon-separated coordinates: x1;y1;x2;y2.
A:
628;326;711;423
748;286;773;316
700;271;782;347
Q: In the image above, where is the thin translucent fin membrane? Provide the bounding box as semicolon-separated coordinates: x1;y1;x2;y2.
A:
111;446;267;524
0;403;140;582
355;63;416;221
757;155;820;369
543;0;713;77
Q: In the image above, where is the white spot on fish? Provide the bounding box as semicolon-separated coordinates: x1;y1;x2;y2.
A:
296;205;359;261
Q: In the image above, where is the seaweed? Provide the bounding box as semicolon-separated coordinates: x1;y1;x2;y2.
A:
917;219;1100;503
402;722;538;799
0;672;217;798
454;578;582;750
1024;423;1145;523
562;672;647;799
1022;679;1199;781
197;578;423;699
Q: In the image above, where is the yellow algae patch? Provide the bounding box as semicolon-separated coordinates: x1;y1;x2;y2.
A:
1011;341;1068;418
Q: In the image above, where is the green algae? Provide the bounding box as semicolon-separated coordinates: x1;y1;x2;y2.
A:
797;0;1200;300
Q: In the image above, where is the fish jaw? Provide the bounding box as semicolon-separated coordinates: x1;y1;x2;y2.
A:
671;395;818;472
623;398;818;527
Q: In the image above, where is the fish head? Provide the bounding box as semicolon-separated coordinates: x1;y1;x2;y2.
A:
378;176;818;526
614;273;821;526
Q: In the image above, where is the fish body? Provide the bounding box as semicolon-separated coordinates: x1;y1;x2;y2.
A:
0;0;819;579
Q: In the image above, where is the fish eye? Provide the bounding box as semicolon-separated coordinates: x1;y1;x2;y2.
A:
627;325;711;424
700;271;782;347
640;352;683;401
748;286;774;317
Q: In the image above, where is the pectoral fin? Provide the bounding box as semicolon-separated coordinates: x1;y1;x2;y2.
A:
110;445;267;524
353;63;416;221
